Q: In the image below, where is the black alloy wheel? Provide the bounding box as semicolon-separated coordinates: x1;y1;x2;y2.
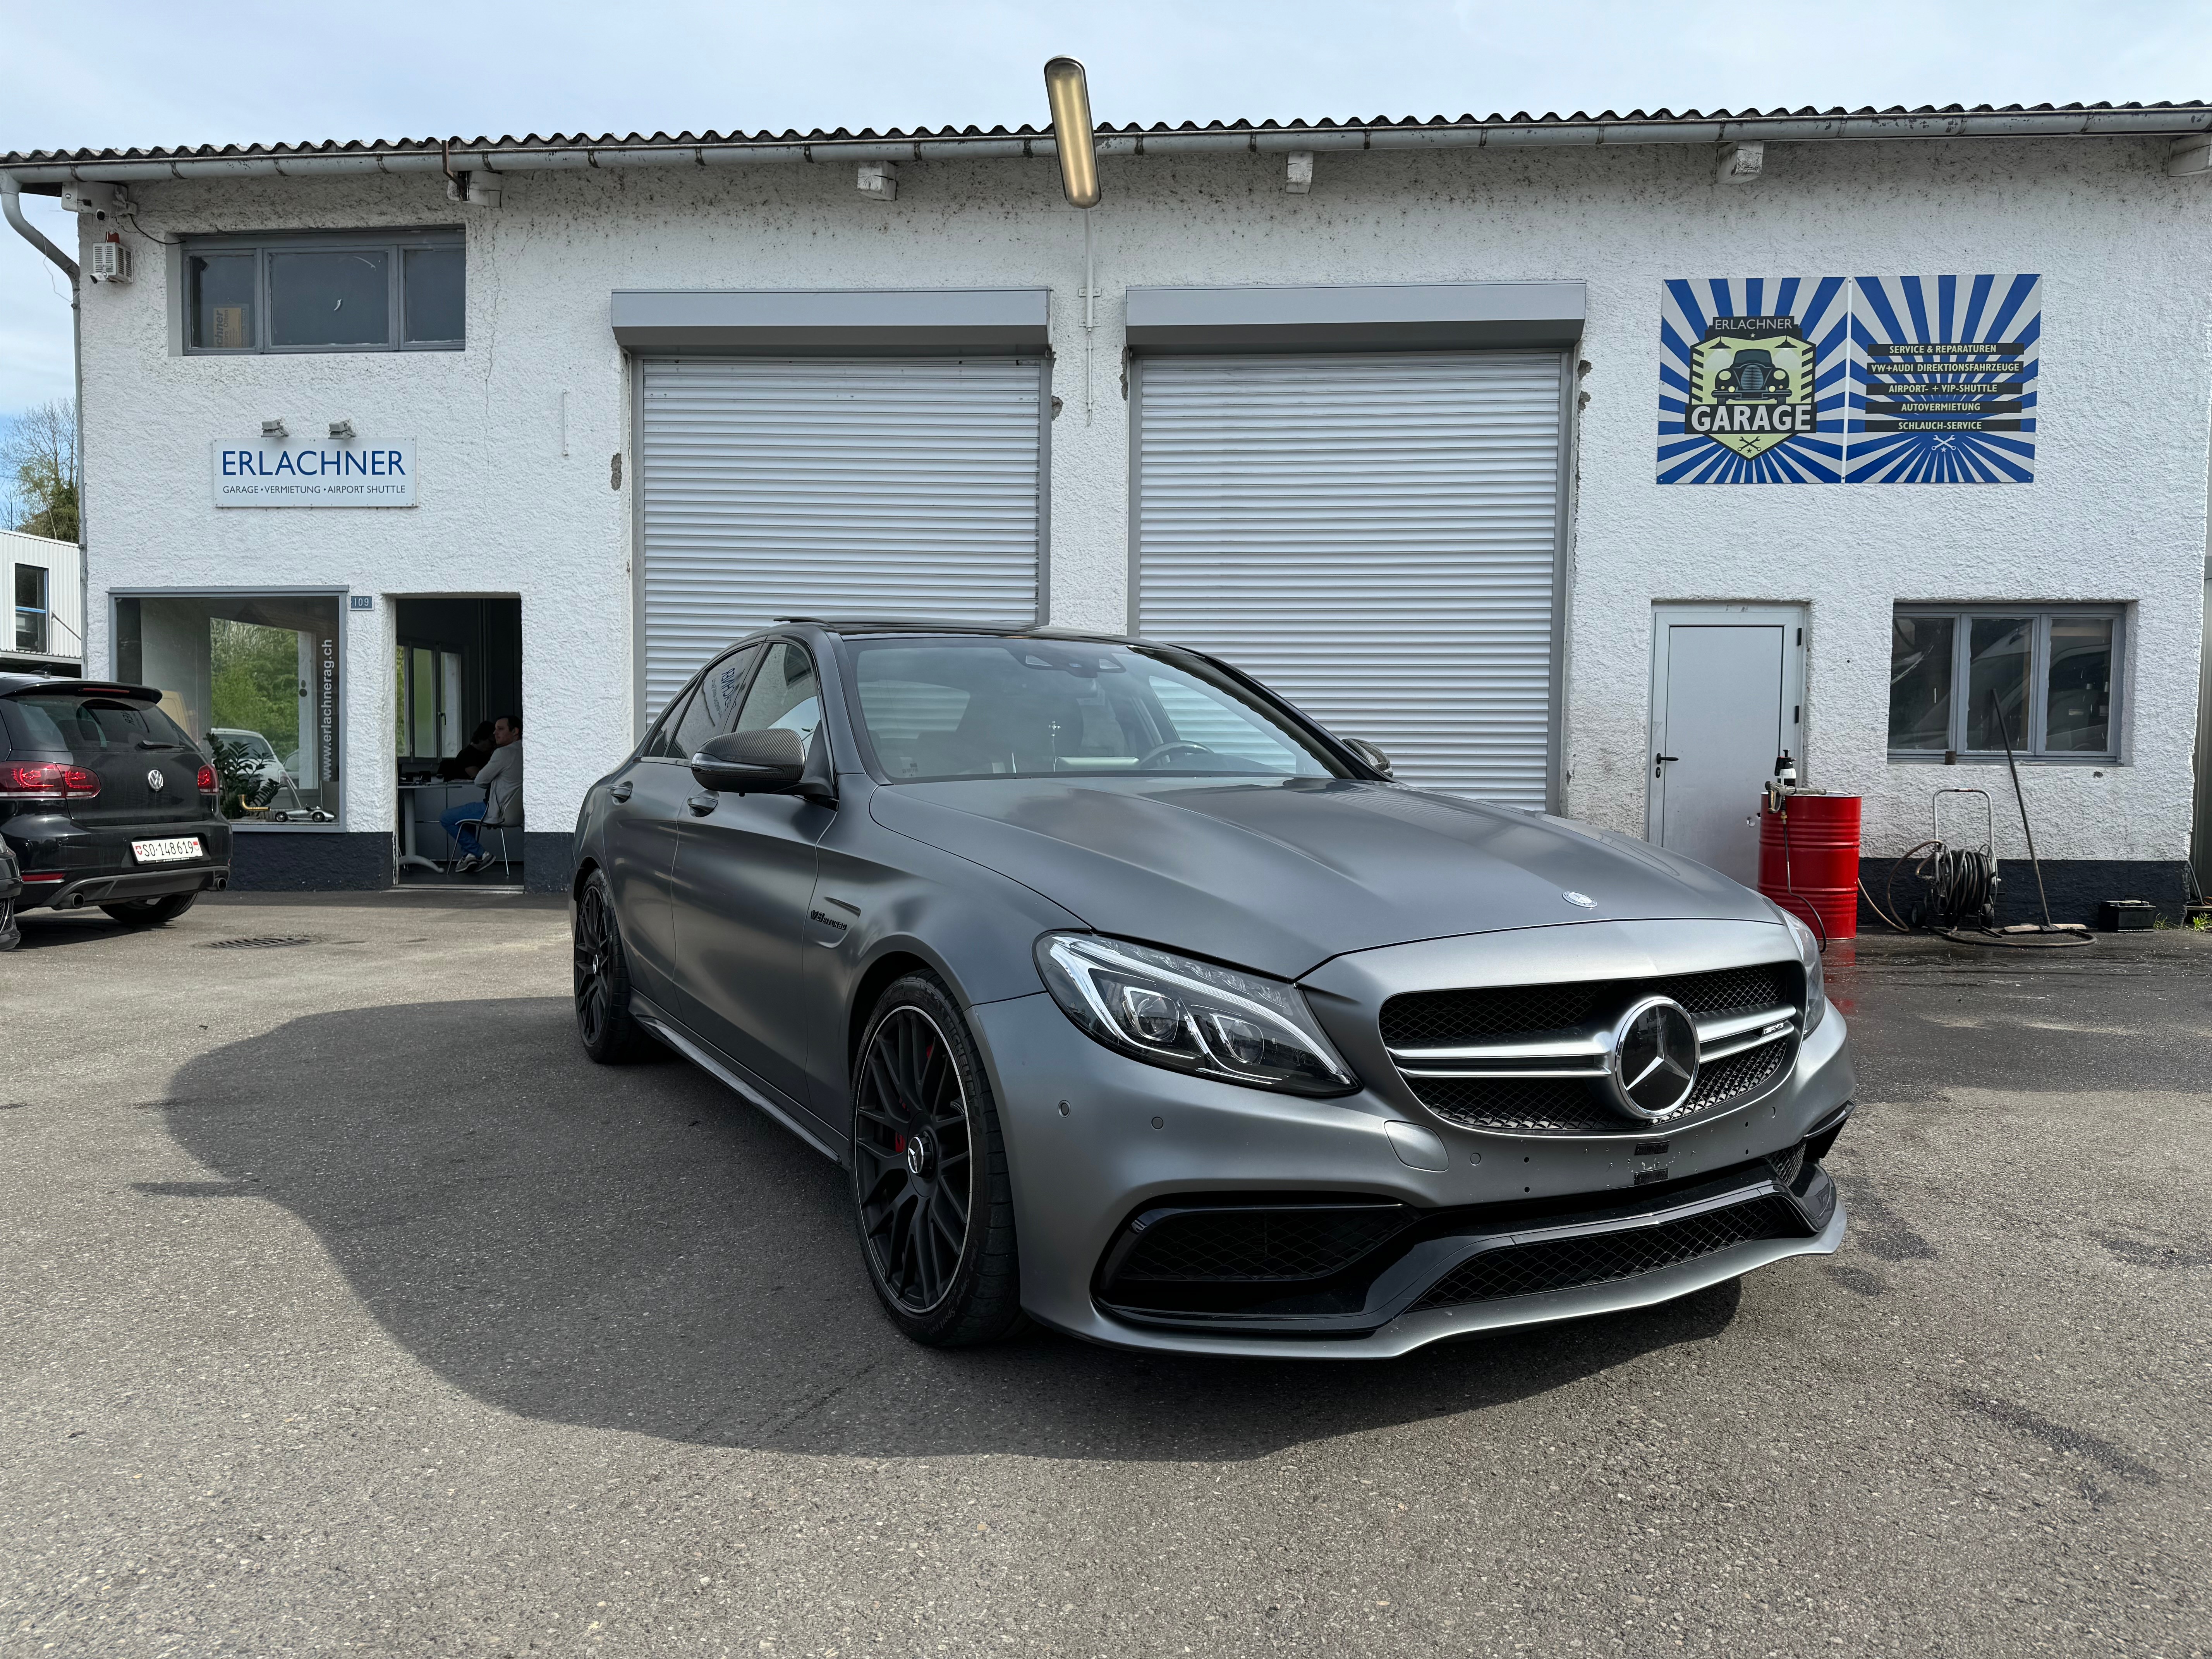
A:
572;871;644;1063
850;974;1022;1346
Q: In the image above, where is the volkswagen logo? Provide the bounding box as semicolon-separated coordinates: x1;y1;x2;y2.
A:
1562;890;1597;909
1606;996;1700;1120
146;769;166;792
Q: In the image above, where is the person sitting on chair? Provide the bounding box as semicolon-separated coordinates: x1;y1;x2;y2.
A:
438;721;497;782
441;714;522;873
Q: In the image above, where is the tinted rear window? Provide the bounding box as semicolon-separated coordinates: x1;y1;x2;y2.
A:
3;692;198;754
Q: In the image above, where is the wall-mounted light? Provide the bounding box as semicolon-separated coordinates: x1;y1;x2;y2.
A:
1044;56;1104;428
1043;57;1100;209
262;418;288;440
857;161;898;201
1286;152;1315;195
328;419;356;441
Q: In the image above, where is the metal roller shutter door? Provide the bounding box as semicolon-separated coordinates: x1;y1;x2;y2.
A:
638;357;1043;720
1135;351;1566;809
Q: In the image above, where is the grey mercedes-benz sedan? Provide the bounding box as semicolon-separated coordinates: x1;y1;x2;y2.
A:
570;620;1851;1357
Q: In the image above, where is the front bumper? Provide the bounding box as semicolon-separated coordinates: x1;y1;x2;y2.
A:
968;924;1853;1359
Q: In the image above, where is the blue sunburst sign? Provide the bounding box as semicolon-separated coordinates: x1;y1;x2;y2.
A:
1658;274;2040;484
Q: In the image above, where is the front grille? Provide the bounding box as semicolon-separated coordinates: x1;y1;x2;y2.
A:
1117;1206;1413;1283
1412;1076;1624;1135
1381;963;1794;1049
1685;1035;1790;1108
1384;962;1799;1136
1411;1194;1807;1310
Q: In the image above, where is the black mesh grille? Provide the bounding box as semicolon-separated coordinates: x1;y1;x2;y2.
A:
1412;1076;1623;1135
1411;1195;1807;1310
1381;963;1794;1050
1117;1206;1413;1283
1684;1036;1790;1109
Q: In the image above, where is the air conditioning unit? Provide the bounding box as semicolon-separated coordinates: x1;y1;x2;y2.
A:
88;239;132;284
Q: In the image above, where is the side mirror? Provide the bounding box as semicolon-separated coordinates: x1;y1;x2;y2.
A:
691;728;805;795
1343;737;1395;778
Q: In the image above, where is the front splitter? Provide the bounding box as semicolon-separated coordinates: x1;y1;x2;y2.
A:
1029;1199;1846;1360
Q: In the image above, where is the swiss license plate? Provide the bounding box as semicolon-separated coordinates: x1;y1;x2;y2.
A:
131;836;203;865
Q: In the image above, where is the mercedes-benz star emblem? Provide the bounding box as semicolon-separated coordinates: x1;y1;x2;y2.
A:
1607;996;1700;1120
1562;890;1597;909
903;1131;931;1178
146;769;165;792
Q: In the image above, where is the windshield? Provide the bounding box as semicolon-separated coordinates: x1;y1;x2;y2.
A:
842;637;1348;782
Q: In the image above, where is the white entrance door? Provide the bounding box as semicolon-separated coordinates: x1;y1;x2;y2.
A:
1647;605;1807;885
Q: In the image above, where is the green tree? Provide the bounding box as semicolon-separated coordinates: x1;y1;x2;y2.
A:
2;398;79;542
209;619;301;754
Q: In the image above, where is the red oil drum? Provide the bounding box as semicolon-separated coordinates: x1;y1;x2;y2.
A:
1757;793;1862;942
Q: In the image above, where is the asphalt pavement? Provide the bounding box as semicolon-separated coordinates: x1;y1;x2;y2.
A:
1;894;2205;1657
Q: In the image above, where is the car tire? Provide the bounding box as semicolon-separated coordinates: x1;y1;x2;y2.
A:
100;892;199;926
572;869;647;1063
850;972;1024;1347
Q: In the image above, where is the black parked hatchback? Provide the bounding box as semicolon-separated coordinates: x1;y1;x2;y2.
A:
0;675;231;939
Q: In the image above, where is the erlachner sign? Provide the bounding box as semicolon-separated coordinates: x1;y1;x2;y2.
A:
211;437;416;507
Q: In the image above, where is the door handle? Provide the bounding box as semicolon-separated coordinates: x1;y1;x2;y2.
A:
1654;753;1680;777
610;780;633;803
686;793;717;816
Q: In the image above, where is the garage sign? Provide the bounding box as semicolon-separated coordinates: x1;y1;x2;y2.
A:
1659;275;2040;484
211;437;417;506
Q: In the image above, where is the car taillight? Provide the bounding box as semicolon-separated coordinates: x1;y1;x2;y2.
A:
0;763;99;799
197;764;216;792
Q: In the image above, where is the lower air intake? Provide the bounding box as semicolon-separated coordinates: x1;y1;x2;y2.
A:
1411;1195;1808;1310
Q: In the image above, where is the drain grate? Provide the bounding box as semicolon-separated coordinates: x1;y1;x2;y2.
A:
205;935;320;950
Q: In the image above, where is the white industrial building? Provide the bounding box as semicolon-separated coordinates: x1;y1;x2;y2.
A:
3;103;2208;913
2;526;82;675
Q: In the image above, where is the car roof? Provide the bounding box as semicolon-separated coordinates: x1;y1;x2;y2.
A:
775;617;1137;644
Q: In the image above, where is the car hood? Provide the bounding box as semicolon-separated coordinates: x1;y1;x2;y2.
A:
868;775;1779;980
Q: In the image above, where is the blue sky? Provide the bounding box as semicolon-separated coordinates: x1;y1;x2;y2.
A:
3;0;2210;413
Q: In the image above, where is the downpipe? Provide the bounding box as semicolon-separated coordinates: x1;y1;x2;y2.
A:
1;170;86;651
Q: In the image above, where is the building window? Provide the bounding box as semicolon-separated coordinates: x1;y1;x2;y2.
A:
396;641;466;759
14;564;48;654
115;594;344;824
1889;607;2121;761
183;229;464;354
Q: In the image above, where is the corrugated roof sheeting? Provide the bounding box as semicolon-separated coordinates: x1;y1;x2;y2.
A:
7;101;2211;182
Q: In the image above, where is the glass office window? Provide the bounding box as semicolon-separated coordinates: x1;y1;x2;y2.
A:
14;564;49;653
116;594;343;824
182;232;463;354
270;249;392;348
188;253;257;349
1887;607;2123;762
1963;617;2033;752
402;246;465;343
1887;612;1953;752
396;644;466;759
2045;617;2115;754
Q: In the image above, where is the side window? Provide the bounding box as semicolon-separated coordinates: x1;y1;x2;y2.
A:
640;686;697;760
694;647;759;733
668;646;761;757
734;642;823;752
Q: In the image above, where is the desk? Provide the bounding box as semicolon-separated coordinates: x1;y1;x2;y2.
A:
397;780;479;872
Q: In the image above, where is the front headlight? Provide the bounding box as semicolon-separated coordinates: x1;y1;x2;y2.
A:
1034;933;1358;1096
1783;910;1828;1034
